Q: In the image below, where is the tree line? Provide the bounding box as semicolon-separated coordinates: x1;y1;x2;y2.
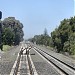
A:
0;17;24;50
29;16;75;55
28;28;51;46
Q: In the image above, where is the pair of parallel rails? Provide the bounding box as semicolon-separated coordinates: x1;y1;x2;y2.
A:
10;45;75;75
10;46;38;75
33;46;75;75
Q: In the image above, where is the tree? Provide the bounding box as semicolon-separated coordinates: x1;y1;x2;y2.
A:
14;32;20;45
29;28;51;46
51;16;75;54
3;28;15;45
2;17;24;45
44;28;48;36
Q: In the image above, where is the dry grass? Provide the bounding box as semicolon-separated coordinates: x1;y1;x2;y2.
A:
3;45;11;51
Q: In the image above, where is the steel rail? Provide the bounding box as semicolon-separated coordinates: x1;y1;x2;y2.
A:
10;46;38;75
34;47;75;75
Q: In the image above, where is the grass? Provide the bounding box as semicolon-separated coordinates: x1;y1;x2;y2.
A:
39;45;53;50
71;55;75;59
3;45;11;51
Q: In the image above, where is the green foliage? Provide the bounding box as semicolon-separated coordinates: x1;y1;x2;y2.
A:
29;28;51;46
3;28;15;45
51;16;75;55
14;32;20;45
44;28;48;36
2;17;24;46
3;45;11;51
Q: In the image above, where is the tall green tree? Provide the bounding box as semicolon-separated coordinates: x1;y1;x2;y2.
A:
51;16;75;54
2;17;24;45
3;28;14;45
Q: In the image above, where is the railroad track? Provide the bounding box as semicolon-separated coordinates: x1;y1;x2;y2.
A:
9;43;75;75
10;45;38;75
33;46;75;75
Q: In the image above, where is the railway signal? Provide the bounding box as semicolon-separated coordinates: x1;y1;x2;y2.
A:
0;11;2;19
0;11;3;50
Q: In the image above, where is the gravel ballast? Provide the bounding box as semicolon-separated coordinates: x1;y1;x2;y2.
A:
30;48;60;75
0;45;21;75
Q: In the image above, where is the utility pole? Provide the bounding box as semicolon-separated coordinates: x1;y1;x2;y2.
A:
0;11;3;51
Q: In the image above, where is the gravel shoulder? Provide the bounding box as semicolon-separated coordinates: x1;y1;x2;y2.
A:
0;45;21;75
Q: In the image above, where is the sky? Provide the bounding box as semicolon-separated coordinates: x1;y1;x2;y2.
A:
74;0;75;15
0;0;74;39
